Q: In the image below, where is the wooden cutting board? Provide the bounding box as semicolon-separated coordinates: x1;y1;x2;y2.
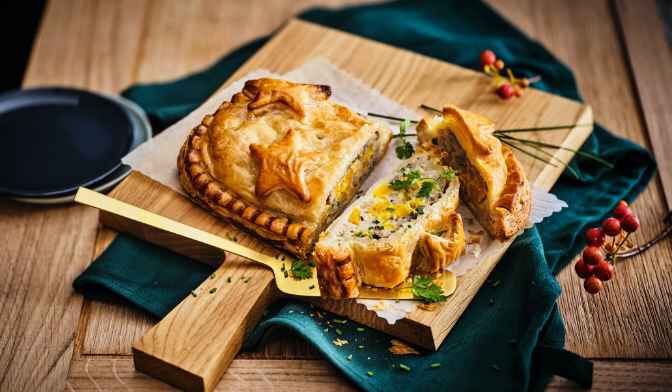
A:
99;19;593;392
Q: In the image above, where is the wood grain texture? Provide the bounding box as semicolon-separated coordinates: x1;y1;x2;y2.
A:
491;0;672;359
64;357;672;391
98;173;284;391
0;201;98;392
66;358;357;391
615;0;672;208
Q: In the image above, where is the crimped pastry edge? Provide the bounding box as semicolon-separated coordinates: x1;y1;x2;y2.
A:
177;80;391;259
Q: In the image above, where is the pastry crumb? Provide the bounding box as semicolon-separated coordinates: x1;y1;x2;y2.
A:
389;339;421;355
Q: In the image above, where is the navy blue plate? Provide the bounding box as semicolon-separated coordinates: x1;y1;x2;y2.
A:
0;88;135;197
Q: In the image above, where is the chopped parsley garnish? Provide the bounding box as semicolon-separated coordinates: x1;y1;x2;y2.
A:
412;275;447;303
390;169;422;190
399;364;411;372
367;371;375;377
394;119;414;159
390;167;452;199
356;327;365;332
290;259;313;280
441;168;457;181
430;363;441;368
416;181;435;198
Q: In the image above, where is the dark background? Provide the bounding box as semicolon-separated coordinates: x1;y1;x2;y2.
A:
1;1;46;93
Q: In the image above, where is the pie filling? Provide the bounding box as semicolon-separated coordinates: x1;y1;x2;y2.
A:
305;140;380;247
316;148;459;291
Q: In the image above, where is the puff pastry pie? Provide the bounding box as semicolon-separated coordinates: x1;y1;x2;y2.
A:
314;146;464;298
178;78;392;258
417;105;531;240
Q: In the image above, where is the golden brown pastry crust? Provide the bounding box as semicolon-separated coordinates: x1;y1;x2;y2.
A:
417;105;531;240
178;78;391;258
413;209;465;275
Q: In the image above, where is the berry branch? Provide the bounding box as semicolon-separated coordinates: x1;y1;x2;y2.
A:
479;49;540;100
576;200;641;294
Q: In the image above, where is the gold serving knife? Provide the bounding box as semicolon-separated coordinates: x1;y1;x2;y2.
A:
75;187;456;300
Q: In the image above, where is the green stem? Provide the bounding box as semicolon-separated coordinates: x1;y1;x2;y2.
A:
612;232;632;266
499;139;562;169
366;112;420;124
391;133;417;139
502;138;580;178
420;104;442;114
496;134;613;168
493;124;593;134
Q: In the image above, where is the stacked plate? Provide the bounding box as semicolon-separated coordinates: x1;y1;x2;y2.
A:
0;88;151;204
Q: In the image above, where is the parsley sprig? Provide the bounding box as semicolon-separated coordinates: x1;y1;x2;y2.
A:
416;181;435;198
412;275;447;303
394;119;414;159
390;168;455;199
389;169;422;191
290;259;314;280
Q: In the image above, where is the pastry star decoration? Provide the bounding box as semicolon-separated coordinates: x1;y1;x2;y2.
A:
250;128;321;203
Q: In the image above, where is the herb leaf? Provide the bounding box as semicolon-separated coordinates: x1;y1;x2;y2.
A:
440;168;456;181
395;142;414;160
390;170;421;190
416;181;435;198
290;259;314;280
394;119;414;159
412;275;447;303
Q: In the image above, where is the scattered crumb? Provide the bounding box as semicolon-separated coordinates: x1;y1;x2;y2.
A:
389;339;421;355
466;234;482;245
418;303;439;311
466;243;482;257
371;301;387;311
333;338;349;347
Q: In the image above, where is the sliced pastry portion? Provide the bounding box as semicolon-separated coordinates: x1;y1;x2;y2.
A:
178;78;392;258
314;146;464;298
413;208;464;275
417;105;531;240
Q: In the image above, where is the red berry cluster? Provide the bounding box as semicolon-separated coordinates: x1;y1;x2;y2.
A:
575;200;640;294
479;49;534;100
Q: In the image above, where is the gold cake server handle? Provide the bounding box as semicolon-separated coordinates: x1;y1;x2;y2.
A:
74;187;457;300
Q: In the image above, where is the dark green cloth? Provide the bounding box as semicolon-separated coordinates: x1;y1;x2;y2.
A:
74;1;656;391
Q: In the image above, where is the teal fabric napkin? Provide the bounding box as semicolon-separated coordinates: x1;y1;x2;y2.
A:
74;1;656;391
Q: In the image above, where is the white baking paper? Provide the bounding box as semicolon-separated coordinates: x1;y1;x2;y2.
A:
122;58;567;325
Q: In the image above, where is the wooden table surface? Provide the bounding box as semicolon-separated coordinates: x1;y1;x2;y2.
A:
2;0;671;391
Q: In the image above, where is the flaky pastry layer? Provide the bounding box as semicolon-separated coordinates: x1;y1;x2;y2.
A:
178;79;391;258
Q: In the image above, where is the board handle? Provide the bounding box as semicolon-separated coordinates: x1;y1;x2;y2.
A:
132;259;279;392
